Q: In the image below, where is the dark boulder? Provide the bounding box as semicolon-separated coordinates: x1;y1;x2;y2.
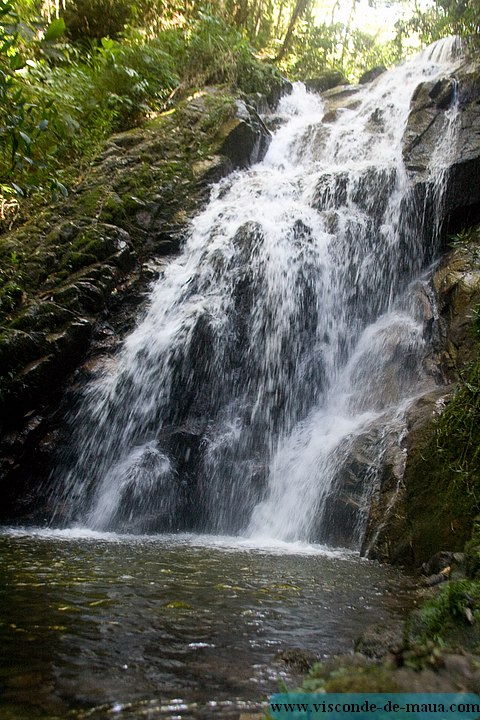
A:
359;66;386;84
305;70;347;94
402;61;480;234
217;99;271;168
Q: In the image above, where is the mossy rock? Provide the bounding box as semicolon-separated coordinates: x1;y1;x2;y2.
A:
366;224;480;567
0;281;24;313
465;516;480;579
275;648;318;674
304;71;348;93
0;83;274;441
406;579;480;652
301;656;401;693
10;301;76;333
0;329;46;377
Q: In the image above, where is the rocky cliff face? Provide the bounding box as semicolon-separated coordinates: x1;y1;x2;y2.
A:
402;56;480;232
292;51;480;566
363;226;480;566
0;85;278;519
361;53;480;566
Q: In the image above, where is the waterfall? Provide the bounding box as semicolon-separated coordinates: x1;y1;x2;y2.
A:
52;40;461;547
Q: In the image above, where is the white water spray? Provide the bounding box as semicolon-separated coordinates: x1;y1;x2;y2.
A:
53;40;461;546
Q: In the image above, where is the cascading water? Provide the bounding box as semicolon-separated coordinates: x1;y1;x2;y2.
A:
52;39;462;546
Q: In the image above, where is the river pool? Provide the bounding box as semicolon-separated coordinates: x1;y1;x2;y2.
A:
0;529;406;719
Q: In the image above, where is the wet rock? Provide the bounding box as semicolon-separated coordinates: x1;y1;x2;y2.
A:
333;216;480;565
359;66;386;84
191;156;231;185
421;572;450;587
0;83;278;516
45;319;92;364
10;301;76;333
217;99;271;169
266;76;293;108
421;550;455;576
0;329;46;375
312;171;348;210
276;647;318;673
431;230;480;375
429;77;456;109
403;61;480;229
305;71;347;94
363;388;452;564
355;622;404;659
321;84;363;115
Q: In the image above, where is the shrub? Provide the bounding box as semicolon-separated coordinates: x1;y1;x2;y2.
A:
62;0;132;42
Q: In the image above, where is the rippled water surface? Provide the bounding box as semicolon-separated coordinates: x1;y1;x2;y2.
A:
0;529;408;719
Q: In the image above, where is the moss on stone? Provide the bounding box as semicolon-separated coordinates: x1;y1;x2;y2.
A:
0;86;239;323
0;83;276;428
303;661;401;693
369;225;480;567
403;353;480;564
406;577;480;652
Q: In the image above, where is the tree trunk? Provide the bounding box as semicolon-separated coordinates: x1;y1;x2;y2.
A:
274;0;286;37
339;0;357;69
233;0;249;28
276;0;310;61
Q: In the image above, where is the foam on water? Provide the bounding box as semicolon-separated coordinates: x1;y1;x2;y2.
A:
0;526;354;557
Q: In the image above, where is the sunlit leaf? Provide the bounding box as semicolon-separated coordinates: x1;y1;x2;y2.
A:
44;17;65;42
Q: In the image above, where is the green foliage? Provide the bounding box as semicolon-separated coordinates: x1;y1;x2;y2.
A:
286;22;343;78
168;12;281;94
343;30;400;81
436;360;480;505
17;35;179;188
62;0;132;42
0;0;72;218
408;579;480;648
395;0;479;50
90;37;178;125
278;13;401;82
1;0;476;231
0;3;285;229
44;17;66;42
449;228;474;246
